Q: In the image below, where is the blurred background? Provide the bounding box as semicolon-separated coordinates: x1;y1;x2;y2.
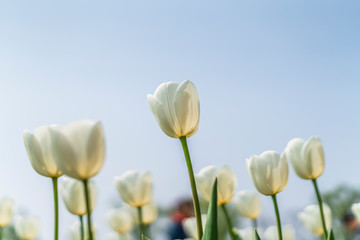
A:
0;0;360;239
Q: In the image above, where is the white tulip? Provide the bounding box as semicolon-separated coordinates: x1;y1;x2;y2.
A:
264;225;295;240
182;214;207;240
14;215;40;240
69;221;96;240
233;191;261;219
238;227;263;240
147;80;200;138
60;177;97;216
114;171;152;207
106;208;134;234
247;150;289;196
128;198;158;224
298;204;332;235
52;120;105;180
23;125;63;178
352;202;360;222
285;137;325;180
196;165;237;205
0;197;15;227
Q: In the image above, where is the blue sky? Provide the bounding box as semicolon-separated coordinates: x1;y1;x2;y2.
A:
1;0;360;239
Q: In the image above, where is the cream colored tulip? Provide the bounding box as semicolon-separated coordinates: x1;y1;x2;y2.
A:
128;198;158;224
264;225;295;240
238;227;263;240
69;221;96;240
298;204;332;236
0;197;15;227
106;208;134;234
60;177;97;216
14;216;40;240
352;202;360;222
246;151;288;196
285;137;325;180
114;171;152;207
182;214;207;240
23;125;63;178
196;165;237;205
51;120;105;180
233;191;261;219
147;80;200;138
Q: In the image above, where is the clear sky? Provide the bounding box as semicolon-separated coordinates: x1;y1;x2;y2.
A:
0;0;360;239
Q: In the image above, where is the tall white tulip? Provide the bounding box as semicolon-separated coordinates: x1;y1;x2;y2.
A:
352;202;360;222
285;137;324;180
14;216;40;240
0;197;15;227
69;221;96;240
182;214;207;240
147;80;200;139
106;208;134;234
196;165;237;205
298;204;332;236
60;177;97;216
264;225;295;240
233;191;261;220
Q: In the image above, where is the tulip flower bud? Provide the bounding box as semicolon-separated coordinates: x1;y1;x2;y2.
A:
106;208;134;234
14;215;40;240
352;202;360;222
69;221;97;240
298;204;332;235
182;214;207;240
233;191;261;219
0;197;15;227
51;120;106;180
128;198;158;225
23;125;63;178
264;225;295;240
285;137;325;180
114;171;153;207
196;165;237;205
246;150;289;196
238;227;263;240
147;80;200;138
60;177;97;216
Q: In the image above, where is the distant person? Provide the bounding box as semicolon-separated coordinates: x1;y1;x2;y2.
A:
168;198;194;240
343;212;360;240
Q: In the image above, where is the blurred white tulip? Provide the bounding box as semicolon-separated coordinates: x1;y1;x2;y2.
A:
23;125;63;178
0;197;15;227
114;171;152;207
60;177;97;216
52;120;105;180
182;214;207;240
14;215;40;240
247;150;288;196
285;137;325;180
352;202;360;222
238;227;263;240
128;198;158;225
106;208;134;234
264;225;295;240
147;80;200;138
69;221;96;240
196;165;237;205
298;204;332;236
233;191;261;219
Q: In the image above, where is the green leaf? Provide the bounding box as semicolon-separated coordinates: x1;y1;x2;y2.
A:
201;178;218;240
232;227;243;240
327;229;335;240
254;228;261;240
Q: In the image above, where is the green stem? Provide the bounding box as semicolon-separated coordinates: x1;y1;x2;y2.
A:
137;206;145;239
79;215;84;240
0;227;3;240
312;179;328;240
179;136;203;240
271;194;282;240
221;204;238;240
83;180;93;240
52;177;59;240
252;218;258;229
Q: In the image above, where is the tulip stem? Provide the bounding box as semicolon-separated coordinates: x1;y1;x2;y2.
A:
252;218;258;229
271;194;282;240
179;136;203;240
221;204;239;240
83;180;93;240
137;206;145;239
312;179;328;240
79;215;84;240
52;177;59;240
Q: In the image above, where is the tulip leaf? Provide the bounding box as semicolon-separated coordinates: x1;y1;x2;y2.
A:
201;178;218;240
254;229;261;240
327;229;335;240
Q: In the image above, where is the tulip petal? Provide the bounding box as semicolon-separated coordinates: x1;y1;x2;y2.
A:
302;137;325;179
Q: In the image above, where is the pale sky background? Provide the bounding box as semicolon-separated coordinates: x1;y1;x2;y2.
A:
0;0;360;239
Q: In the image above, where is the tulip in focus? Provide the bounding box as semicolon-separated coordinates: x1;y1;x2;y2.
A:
196;165;237;205
69;221;97;240
60;177;97;216
114;171;152;207
147;80;200;138
285;137;325;180
233;191;261;219
106;208;134;234
14;215;40;240
264;225;295;240
182;214;207;240
298;204;332;236
0;197;15;227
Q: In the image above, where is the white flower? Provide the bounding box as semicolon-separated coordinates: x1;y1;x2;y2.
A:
298;204;332;235
182;214;207;240
69;221;96;240
128;198;158;224
264;225;295;240
14;215;40;240
352;202;360;222
0;197;15;227
233;191;261;219
106;208;134;234
238;227;263;240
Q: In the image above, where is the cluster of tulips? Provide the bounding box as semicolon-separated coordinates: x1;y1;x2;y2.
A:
1;80;360;240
